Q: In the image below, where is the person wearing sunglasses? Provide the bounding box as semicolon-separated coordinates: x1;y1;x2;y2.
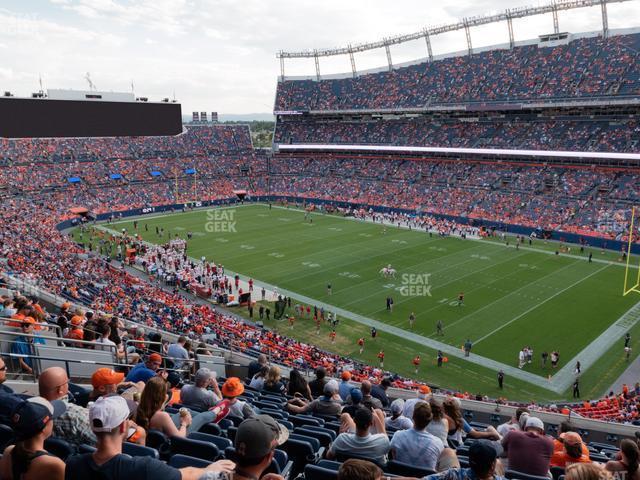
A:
0;357;13;394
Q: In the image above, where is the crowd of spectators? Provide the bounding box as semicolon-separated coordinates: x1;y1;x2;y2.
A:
274;117;640;154
275;33;640;111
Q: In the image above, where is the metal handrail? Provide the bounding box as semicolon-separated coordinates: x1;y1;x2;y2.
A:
0;329;120;357
3;352;193;383
0;317;62;337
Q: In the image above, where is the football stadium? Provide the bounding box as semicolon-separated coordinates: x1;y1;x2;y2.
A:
2;1;640;479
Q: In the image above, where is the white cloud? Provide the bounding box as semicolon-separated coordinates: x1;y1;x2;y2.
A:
0;0;637;114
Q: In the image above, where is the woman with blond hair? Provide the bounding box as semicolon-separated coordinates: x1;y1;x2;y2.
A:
263;365;286;395
567;463;612;480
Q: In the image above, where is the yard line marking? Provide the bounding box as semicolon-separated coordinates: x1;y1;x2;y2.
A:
474;263;609;345
442;260;580;334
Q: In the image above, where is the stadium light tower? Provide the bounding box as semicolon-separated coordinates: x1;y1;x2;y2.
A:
275;0;632;78
423;28;434;61
464;18;473;55
348;45;357;78
314;50;320;81
601;0;609;37
84;72;96;91
384;40;393;71
552;0;560;34
506;10;515;48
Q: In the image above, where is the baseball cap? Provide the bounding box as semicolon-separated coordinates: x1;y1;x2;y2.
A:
166;371;183;388
92;368;124;388
418;385;431;398
148;353;162;363
350;388;363;404
469;440;498;471
235;414;289;459
390;398;405;414
89;395;132;432
70;315;83;326
11;396;66;440
221;377;245;397
561;431;582;445
22;317;36;325
525;416;545;432
341;371;352;381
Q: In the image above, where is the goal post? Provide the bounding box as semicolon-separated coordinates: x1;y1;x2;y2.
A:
623;206;640;296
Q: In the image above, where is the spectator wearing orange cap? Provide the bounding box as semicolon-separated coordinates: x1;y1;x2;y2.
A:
10;317;44;374
219;377;256;420
339;370;353;401
403;385;431;419
65;316;85;347
125;353;165;383
7;304;34;328
89;368;125;401
550;431;590;467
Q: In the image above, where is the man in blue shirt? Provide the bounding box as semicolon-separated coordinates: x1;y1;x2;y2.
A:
10;317;45;375
167;336;190;370
125;353;164;383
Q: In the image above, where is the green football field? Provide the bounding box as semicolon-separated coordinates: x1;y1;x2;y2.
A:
94;203;640;402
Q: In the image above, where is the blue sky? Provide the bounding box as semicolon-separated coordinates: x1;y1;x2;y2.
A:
0;0;638;114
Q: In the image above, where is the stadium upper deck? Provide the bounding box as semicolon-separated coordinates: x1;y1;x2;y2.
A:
275;31;640;112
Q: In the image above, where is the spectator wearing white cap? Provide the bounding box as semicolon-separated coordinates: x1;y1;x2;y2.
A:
501;416;553;477
227;415;290;480
180;368;221;411
0;396;66;480
65;395;235;480
287;379;342;416
385;399;413;431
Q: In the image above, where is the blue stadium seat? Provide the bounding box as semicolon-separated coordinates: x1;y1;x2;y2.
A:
123;442;159;459
278;420;294;431
293;427;333;447
0;425;14;451
335;451;386;468
317;460;342;470
305;464;338;480
279;438;318;477
169;454;211;468
146;429;170;458
171;436;220;461
260;408;287;420
289;415;323;428
197;422;223;437
385;459;435;477
44;437;75;460
188;432;233;452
